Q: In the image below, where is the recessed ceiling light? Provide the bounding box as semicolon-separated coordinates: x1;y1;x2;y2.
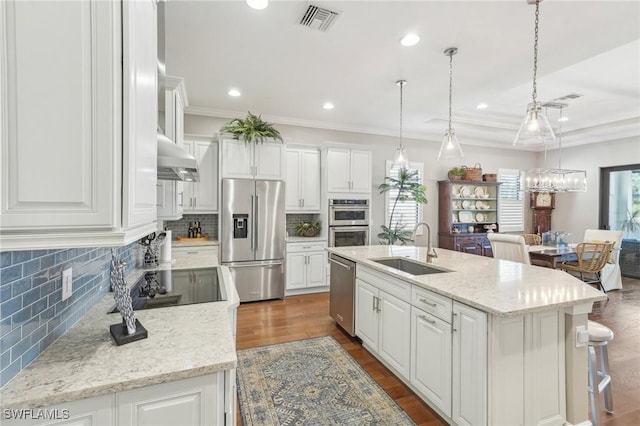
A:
323;102;334;110
228;89;241;97
558;116;569;122
476;103;488;109
246;0;268;10
400;33;420;47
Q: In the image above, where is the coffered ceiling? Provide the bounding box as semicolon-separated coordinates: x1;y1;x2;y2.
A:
164;1;640;151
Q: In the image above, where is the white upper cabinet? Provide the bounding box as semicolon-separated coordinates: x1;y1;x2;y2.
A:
157;76;187;221
325;148;371;194
0;0;158;250
285;148;320;212
183;139;218;213
220;138;285;180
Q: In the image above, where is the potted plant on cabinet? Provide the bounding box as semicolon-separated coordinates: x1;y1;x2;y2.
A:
220;111;283;144
378;168;427;245
447;166;465;181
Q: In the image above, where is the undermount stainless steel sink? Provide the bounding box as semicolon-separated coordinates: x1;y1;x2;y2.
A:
371;257;451;275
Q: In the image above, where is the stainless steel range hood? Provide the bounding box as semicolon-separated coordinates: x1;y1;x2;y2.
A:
157;133;199;182
156;3;198;182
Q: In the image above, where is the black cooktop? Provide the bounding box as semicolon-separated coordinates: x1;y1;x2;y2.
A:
109;267;226;313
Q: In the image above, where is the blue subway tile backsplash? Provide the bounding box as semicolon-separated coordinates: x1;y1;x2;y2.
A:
0;243;136;388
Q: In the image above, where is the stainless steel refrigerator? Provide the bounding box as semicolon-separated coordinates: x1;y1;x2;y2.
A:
220;178;285;302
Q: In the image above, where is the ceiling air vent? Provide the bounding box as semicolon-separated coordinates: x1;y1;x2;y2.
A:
554;93;583;101
299;5;340;32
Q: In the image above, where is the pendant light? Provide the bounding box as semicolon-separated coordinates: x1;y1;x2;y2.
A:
513;0;556;146
393;80;410;170
524;103;587;192
438;47;464;160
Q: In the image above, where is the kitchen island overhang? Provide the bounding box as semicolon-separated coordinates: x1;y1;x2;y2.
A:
328;245;606;426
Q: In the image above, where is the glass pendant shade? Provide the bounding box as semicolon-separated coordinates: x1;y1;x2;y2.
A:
393;145;410;170
392;79;409;170
438;129;464;160
513;102;556;146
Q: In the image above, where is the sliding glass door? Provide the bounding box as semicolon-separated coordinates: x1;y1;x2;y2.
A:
600;164;640;278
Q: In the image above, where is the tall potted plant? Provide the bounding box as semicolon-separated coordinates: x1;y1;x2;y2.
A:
220;112;283;144
378;168;427;245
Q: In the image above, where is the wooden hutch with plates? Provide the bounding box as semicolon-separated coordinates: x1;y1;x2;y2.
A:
438;180;501;257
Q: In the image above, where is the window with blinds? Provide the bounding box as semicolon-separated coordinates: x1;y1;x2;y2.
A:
498;168;525;232
384;161;424;235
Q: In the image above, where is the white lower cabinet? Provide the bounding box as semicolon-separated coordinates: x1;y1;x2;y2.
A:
117;374;224;426
352;265;569;426
451;301;487;426
355;269;411;379
410;306;452;417
4;373;233;426
285;241;327;292
2;394;114;426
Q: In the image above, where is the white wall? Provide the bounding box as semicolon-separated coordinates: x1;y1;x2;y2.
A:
185;113;538;244
541;136;640;241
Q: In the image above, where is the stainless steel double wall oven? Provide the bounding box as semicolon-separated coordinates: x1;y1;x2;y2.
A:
328;199;370;247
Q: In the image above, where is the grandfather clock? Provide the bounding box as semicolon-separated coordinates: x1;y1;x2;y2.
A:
530;191;555;234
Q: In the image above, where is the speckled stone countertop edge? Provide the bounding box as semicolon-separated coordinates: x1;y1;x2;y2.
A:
328;245;607;317
0;256;238;410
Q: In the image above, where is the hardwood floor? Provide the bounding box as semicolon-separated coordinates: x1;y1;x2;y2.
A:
589;277;640;426
236;277;640;426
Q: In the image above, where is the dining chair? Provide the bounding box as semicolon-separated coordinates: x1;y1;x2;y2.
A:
487;233;530;264
560;242;613;293
583;229;624;292
520;233;542;246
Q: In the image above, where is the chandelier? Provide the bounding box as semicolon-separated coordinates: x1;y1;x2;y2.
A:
524;103;587;192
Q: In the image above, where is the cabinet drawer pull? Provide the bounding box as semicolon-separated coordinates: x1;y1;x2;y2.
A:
418;315;436;325
419;298;437;307
372;296;377;312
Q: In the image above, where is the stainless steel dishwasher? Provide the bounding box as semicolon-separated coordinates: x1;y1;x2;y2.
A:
329;253;356;336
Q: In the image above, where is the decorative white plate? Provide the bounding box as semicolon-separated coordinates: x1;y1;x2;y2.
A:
462;200;471;209
460;186;471;197
474;187;485;197
476;213;485;222
475;200;484;209
459;211;473;222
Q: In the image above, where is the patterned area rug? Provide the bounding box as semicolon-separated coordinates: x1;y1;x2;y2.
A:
237;336;415;425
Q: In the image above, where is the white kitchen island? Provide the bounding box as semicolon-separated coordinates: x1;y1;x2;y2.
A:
328;245;606;426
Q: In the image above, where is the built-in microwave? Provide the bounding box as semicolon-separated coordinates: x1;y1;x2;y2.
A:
328;199;369;227
329;226;370;247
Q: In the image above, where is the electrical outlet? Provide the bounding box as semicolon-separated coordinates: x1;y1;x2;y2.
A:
576;325;589;347
62;268;73;301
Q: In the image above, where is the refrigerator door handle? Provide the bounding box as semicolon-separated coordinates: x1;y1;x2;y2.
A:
254;195;259;251
250;195;255;251
224;260;283;267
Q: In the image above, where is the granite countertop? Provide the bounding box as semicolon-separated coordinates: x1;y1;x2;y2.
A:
171;239;219;247
328;245;607;317
286;236;327;243
0;256;238;410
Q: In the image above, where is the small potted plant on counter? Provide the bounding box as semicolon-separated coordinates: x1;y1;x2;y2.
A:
296;221;321;237
220;111;283;144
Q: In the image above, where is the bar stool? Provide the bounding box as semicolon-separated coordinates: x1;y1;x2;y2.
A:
587;320;614;426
